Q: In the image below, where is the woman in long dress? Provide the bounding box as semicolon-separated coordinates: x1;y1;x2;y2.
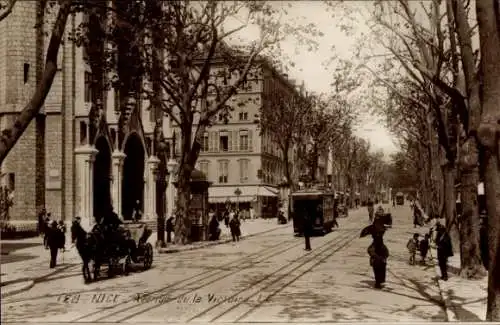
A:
367;230;389;289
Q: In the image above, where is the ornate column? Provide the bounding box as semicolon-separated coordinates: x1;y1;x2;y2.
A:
111;150;126;218
166;159;178;218
74;145;98;230
144;155;160;221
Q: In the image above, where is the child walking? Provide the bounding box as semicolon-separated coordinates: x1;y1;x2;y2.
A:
407;233;419;265
419;233;430;264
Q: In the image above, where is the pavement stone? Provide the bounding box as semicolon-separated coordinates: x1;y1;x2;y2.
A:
0;218;286;296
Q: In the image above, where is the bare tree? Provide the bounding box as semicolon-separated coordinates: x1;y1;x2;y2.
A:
258;87;313;188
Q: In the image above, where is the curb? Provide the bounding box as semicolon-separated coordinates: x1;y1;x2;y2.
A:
430;247;456;322
158;224;288;254
1;280;34;298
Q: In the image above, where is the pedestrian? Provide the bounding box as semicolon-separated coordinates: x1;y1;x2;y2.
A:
436;223;453;281
368;230;389;289
132;200;142;221
303;212;312;251
229;212;241;242
44;213;52;249
413;204;422;228
419;233;430;264
224;210;230;227
47;221;60;268
367;198;374;223
37;208;46;236
406;233;419;265
58;220;67;252
166;216;174;243
209;213;221;241
392;198;396;208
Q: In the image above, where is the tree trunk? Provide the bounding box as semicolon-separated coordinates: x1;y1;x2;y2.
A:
283;143;292;185
459;138;486;278
0;0;72;164
173;164;192;245
476;0;500;320
442;162;458;242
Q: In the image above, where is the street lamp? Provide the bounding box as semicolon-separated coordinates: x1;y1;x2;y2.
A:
278;177;291;220
166;158;178;219
234;188;242;211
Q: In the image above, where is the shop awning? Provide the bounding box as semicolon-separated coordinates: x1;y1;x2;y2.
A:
208;185;278;203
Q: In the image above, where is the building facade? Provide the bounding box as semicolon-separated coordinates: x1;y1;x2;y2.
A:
0;3;169;230
169;61;303;219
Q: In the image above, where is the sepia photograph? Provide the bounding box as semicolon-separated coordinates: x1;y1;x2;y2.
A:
0;0;499;324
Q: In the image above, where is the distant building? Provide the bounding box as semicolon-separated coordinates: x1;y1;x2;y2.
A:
170;59;304;218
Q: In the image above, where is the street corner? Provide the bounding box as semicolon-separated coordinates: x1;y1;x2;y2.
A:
1;280;35;298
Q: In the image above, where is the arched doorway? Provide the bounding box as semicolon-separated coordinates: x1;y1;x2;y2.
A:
93;137;112;223
122;133;145;220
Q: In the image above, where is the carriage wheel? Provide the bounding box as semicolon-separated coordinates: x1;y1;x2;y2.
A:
143;243;153;270
124;255;132;275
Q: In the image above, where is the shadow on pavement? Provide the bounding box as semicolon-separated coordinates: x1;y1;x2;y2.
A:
446;289;484;322
1;254;39;264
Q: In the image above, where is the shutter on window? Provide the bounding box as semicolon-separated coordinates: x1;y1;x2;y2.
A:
228;132;233;151
248;130;253;152
215;132;220;152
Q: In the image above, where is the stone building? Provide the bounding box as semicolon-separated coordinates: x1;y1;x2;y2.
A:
170;60;304;219
0;2;168;230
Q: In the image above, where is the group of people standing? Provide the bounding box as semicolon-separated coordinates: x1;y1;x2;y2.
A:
208;209;241;242
37;208;67;268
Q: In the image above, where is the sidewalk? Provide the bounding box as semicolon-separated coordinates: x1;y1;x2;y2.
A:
156;218;287;253
1;218;287;297
431;249;487;321
414;204;488;321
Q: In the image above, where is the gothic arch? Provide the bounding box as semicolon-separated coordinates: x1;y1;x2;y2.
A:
121;132;146;220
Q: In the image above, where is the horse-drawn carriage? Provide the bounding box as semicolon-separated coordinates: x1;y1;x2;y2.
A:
73;220;153;283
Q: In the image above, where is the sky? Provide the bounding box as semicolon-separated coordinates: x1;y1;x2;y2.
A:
225;1;399;156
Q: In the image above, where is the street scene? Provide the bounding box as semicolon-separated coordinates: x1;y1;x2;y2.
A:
3;205;453;323
0;0;499;323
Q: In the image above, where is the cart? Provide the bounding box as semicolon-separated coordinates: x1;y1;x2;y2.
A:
122;221;154;274
81;221;153;282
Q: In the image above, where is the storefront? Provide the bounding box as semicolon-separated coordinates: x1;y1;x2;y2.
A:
208;185;278;219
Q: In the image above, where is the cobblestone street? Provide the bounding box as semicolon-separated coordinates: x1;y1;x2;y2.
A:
1;204;447;324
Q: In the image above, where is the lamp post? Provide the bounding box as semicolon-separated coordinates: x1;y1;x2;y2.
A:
234;188;242;211
166;158;178;220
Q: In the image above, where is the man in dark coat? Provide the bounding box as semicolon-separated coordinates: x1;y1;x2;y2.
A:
209;214;221;241
166;216;174;243
38;208;46;236
47;221;61;268
436;223;453;281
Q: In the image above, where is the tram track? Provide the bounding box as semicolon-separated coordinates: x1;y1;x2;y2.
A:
73;232;305;322
186;228;359;323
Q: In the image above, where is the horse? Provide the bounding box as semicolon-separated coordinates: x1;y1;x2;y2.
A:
71;222;106;283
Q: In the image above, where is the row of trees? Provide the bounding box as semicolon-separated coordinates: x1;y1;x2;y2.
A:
352;0;500;319
259;71;389;202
